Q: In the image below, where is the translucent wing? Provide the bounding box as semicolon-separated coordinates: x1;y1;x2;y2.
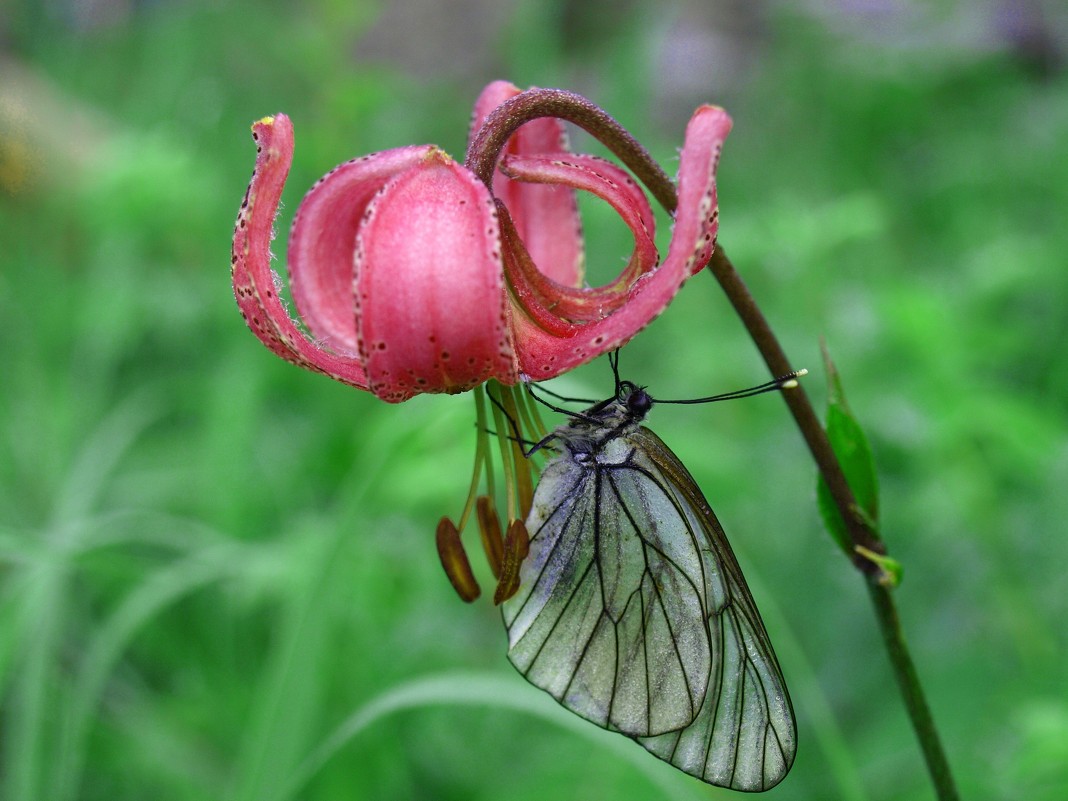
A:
630;428;796;792
502;426;796;792
502;450;713;738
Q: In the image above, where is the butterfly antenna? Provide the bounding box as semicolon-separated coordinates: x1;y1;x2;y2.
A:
526;384;601;425
609;349;622;396
527;383;598;405
656;369;808;405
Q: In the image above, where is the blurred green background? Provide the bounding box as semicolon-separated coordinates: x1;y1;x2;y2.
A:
3;0;1067;799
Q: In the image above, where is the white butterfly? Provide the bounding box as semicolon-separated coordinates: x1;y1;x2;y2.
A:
502;378;797;791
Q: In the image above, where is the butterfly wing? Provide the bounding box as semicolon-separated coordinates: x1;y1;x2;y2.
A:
629;427;796;791
502;449;713;738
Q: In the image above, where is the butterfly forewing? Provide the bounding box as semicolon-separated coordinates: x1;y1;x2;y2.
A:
503;439;711;738
502;405;796;792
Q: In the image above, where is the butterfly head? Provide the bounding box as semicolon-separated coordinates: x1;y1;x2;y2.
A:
617;381;654;422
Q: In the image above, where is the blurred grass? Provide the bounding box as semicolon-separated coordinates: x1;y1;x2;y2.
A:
2;0;1068;799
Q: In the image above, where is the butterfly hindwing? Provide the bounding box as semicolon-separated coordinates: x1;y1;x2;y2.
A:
630;427;796;791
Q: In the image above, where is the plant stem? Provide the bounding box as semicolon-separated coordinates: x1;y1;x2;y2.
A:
868;583;960;800
708;247;960;800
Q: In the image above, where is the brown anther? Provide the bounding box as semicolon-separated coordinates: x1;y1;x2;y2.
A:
493;519;531;605
436;517;481;602
476;495;504;579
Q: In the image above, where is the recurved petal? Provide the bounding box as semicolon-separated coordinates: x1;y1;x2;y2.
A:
501;152;655;247
288;144;436;353
511;105;732;381
664;105;731;278
354;150;518;402
231;115;369;388
500;152;658;321
469;81;584;288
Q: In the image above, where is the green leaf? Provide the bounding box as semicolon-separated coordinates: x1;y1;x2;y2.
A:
816;341;880;556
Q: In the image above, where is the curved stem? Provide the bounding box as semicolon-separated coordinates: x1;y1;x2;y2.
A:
465;88;677;211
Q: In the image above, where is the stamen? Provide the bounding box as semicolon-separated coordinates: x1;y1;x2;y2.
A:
457;385;492;533
515;381;551;447
436;517;481;602
493;519;531;605
479;385;497;503
438;381;542;604
477;495;504;579
486;382;518;523
499;385;534;519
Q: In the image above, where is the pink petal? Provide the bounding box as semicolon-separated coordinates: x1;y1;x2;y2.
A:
502;152;655;246
512;105;732;381
354;149;518;402
663;105;731;275
500;153;658;320
288;144;436;352
231;115;369;388
469;81;584;287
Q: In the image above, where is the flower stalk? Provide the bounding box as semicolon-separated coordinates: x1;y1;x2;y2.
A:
466;88;677;213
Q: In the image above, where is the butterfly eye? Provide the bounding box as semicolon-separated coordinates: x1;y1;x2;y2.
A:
627;388;653;417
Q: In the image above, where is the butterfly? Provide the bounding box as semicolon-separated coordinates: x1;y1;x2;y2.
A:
501;365;800;791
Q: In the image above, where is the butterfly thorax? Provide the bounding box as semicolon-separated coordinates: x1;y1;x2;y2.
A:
554;381;653;460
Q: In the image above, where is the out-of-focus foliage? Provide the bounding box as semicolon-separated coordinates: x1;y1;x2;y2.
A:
2;1;1066;799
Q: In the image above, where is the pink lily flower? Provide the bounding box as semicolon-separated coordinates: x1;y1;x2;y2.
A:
231;81;731;403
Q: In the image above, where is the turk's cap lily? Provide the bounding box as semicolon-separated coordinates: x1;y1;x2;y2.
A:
231;82;732;401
